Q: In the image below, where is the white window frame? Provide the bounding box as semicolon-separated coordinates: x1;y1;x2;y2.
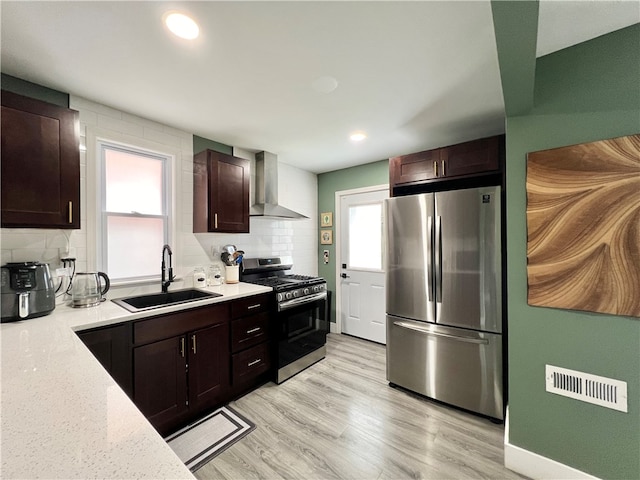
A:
97;141;171;282
86;127;178;286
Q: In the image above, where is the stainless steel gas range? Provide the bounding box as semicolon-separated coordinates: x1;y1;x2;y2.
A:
241;257;329;383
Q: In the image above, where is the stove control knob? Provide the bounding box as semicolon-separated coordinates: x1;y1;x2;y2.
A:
313;285;321;293
303;288;310;295
277;293;283;302
293;290;301;298
285;292;293;300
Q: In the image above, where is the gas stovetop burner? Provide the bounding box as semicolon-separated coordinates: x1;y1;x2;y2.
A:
240;257;326;295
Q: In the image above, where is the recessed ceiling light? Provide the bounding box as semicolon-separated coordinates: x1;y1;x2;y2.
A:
163;12;199;40
350;132;367;142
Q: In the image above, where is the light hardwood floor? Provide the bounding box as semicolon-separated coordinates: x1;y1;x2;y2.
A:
195;333;526;480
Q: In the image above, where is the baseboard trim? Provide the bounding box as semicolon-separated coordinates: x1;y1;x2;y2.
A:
504;442;599;480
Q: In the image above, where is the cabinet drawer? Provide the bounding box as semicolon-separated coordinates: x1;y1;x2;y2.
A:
134;303;228;345
232;342;271;385
231;293;271;318
231;312;270;353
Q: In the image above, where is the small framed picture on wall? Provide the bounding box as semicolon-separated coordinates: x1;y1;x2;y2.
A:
320;212;333;227
320;229;333;245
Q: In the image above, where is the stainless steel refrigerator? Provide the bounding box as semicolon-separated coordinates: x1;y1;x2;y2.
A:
385;186;503;420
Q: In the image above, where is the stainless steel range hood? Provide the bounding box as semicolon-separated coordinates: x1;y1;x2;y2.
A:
250;151;308;219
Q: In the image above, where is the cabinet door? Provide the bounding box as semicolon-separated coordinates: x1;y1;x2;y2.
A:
1;90;80;228
188;322;230;413
441;136;500;178
77;324;132;397
209;152;250;233
133;336;188;430
390;149;441;186
194;150;250;233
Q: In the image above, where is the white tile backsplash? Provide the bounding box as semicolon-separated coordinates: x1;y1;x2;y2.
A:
0;96;319;301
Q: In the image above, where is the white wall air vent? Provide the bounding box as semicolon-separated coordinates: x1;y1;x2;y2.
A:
545;365;628;413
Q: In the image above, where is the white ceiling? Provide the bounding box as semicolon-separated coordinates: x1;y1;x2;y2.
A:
1;1;637;174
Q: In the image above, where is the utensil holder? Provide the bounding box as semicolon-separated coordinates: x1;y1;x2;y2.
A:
225;265;239;284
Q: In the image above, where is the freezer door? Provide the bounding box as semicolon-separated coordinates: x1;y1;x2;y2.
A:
385;193;435;323
435;186;502;333
386;315;503;420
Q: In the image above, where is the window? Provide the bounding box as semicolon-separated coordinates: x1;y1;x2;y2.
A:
348;202;383;270
98;142;171;281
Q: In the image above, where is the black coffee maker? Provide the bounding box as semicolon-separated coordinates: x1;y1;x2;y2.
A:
0;262;56;322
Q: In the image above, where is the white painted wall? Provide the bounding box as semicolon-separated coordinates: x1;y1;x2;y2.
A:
0;97;318;302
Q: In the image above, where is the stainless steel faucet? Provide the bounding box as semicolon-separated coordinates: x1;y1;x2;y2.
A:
161;244;174;293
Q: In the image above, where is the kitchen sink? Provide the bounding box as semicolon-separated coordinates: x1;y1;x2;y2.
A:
112;289;222;312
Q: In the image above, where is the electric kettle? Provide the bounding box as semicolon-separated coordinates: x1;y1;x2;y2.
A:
71;272;110;308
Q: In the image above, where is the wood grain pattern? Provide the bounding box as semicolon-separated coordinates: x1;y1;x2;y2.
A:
195;334;526;480
526;134;640;317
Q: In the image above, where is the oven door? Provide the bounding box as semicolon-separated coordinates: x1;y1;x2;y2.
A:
277;291;328;369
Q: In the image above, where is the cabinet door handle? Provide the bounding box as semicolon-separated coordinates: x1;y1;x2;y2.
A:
191;334;197;354
68;201;73;224
433;161;438;177
247;304;261;310
248;359;261;367
180;337;185;358
441;160;446;176
214;213;218;229
246;327;261;334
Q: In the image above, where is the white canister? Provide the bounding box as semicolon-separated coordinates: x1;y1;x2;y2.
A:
194;267;207;288
225;265;239;284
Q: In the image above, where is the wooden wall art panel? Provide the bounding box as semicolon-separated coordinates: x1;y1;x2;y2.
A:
526;134;640;318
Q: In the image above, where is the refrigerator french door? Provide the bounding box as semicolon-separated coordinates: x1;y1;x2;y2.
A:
385;186;504;420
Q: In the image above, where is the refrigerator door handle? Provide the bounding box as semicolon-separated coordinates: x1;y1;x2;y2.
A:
427;215;434;301
392;320;489;345
435;216;443;304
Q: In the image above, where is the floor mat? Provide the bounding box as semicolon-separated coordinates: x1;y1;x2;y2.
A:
165;405;256;472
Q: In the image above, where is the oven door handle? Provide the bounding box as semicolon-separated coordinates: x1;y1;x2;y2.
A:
278;291;327;311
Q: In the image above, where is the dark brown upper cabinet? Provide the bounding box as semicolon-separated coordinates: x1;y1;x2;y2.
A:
390;135;504;195
193;149;250;233
1;90;80;228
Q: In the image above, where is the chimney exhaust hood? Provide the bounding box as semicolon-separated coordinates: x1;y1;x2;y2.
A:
250;151;308;219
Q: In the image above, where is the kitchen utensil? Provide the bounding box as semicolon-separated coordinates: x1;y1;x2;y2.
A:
221;252;233;266
0;262;56;322
71;272;110;308
222;244;236;255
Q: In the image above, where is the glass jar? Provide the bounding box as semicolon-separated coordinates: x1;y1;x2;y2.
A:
207;265;223;286
193;267;207;287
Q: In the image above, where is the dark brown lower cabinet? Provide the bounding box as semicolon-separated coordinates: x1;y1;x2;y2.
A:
81;297;272;436
77;323;132;397
133;336;189;430
132;305;231;435
188;322;230;416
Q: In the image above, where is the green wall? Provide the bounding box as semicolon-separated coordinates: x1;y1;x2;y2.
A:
1;73;69;107
504;24;640;479
193;134;233;155
317;160;389;322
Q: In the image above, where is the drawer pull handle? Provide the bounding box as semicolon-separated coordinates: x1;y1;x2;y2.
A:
246;327;261;334
191;334;197;354
247;304;261;310
248;359;261;367
180;337;185;358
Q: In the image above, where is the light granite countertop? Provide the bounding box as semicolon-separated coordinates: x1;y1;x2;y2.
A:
0;282;272;479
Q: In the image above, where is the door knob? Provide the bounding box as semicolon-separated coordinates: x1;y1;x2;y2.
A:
341;273;350;278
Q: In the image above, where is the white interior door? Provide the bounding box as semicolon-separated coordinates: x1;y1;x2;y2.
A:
339;188;388;344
